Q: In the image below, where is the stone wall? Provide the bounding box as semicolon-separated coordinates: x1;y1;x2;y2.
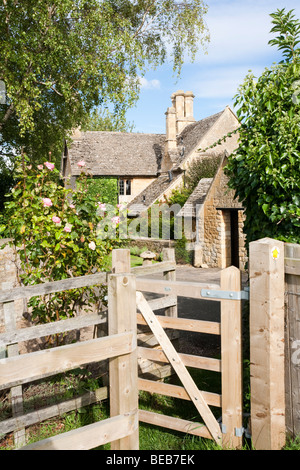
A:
195;158;248;270
128;237;175;255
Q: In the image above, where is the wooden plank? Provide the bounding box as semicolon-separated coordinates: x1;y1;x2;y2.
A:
136;291;222;445
285;257;300;275
249;238;286;450
108;270;139;450
137;313;220;335
0;387;108;435
220;266;243;450
131;260;176;277
137;346;221;372
19;410;138;450
139;409;213;440
136;278;220;300
0;311;107;347
0;272;107;303
3;297;25;447
147;295;177;311
284;243;300;438
0;331;134;390
138;378;221;407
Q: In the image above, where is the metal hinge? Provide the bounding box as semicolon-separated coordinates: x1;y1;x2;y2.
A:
201;288;249;301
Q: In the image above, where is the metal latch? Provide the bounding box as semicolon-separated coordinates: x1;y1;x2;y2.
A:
201;288;249;301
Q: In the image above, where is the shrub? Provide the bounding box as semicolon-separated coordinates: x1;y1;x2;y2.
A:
2;156;121;324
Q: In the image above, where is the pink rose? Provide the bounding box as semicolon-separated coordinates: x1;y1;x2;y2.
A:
88;241;96;250
77;160;86;167
52;216;61;224
37;164;43;170
42;198;53;207
116;203;124;209
97;202;106;210
63;224;72;232
44;161;55;170
111;216;120;224
69;203;75;209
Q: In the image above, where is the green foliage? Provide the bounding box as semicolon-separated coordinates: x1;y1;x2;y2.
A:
81;107;135;133
85;177;118;206
226;8;300;246
3;156;122;324
0;0;209;165
184;155;221;192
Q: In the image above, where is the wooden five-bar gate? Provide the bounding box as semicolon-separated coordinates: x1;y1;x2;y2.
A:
0;247;247;450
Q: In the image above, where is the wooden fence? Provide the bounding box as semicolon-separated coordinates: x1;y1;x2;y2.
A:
3;239;298;451
0;269;138;450
0;248;178;449
0;247;246;450
284;242;300;440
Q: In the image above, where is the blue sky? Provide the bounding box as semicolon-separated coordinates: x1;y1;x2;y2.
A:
126;0;300;134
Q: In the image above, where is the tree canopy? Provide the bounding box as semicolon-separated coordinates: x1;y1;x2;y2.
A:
0;0;210;165
226;8;300;246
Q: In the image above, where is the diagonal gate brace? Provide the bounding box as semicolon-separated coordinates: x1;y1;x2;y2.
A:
136;291;222;445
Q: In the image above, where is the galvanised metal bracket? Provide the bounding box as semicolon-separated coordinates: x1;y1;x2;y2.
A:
220;424;246;438
201;287;249;301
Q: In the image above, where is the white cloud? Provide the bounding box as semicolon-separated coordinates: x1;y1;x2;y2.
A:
192;64;264;100
139;77;161;90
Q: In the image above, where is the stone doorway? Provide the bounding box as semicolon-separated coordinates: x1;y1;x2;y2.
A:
219;208;241;269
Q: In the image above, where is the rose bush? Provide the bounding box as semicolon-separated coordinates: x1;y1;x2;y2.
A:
2;155;123;325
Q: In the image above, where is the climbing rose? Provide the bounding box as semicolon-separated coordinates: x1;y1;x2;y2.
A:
52;216;61;224
77;160;86;167
42;198;53;207
88;241;96;250
63;224;72;232
37;164;43;170
69;203;75;209
44;161;55;170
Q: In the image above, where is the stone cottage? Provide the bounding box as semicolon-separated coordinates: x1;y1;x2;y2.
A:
177;152;247;270
61;90;245;268
127;91;239;215
61;90;240;209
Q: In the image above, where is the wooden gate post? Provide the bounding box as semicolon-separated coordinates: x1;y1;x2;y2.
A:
249;237;285;450
108;252;139;450
220;266;243;449
162;248;177;318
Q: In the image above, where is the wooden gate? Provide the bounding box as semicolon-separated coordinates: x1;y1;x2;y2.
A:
135;263;245;449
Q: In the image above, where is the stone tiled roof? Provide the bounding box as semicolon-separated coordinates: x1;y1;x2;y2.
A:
67;131;165;177
128;173;182;216
177;178;213;217
174;111;224;168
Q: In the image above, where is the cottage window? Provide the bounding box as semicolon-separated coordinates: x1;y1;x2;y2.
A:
126;179;131;195
119;179;124;195
119;179;131;196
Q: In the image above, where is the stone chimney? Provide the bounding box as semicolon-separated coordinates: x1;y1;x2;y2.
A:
165;105;177;152
164;90;195;155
